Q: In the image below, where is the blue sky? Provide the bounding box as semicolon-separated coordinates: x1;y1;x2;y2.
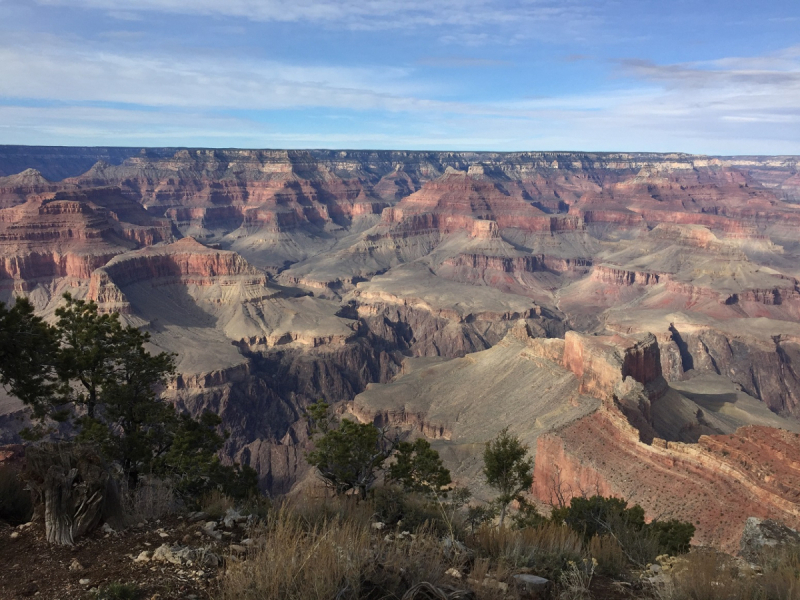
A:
0;0;798;153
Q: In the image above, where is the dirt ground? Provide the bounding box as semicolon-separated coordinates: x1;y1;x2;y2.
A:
0;517;648;600
0;517;222;600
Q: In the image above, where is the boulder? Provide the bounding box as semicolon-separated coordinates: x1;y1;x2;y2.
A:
740;517;800;562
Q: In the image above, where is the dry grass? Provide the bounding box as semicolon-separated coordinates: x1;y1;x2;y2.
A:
558;559;595;600
588;535;627;577
200;489;236;519
218;504;455;600
122;477;177;523
654;546;800;600
466;522;583;574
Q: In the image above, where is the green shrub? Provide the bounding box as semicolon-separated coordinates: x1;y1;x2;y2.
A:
0;465;33;525
647;519;695;555
371;485;449;534
551;495;694;568
510;497;547;530
466;522;583;579
94;582;140;600
551;495;645;543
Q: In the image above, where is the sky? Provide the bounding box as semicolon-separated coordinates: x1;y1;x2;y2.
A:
0;0;799;154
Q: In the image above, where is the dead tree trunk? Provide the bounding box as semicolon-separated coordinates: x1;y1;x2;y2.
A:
26;443;109;546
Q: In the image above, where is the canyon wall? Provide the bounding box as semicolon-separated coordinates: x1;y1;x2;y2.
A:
1;146;800;536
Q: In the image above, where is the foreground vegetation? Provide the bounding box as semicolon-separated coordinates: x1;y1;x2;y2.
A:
215;491;799;600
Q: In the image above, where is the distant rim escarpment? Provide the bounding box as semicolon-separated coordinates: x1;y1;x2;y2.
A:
1;144;797;181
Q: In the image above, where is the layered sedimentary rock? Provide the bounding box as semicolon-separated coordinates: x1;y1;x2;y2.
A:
2;146;800;532
0;189;171;303
532;412;800;552
353;325;800;550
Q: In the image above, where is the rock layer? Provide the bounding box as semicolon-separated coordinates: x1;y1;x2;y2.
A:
2;147;800;536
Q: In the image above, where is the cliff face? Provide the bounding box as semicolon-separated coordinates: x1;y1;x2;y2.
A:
532;410;800;552
561;331;665;401
87;237;268;312
526;330;800;553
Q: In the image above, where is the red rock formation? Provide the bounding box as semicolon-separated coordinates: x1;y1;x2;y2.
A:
376;170;584;239
590;266;665;286
64;150;393;239
533;410;800;552
88;237;267;311
0;189;172;290
0;169;62;209
561;331;664;400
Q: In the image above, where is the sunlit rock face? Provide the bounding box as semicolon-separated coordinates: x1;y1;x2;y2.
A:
1;146;800;538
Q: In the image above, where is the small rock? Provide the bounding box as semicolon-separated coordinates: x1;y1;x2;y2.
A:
650;563;662;574
201;551;220;568
740;517;800;562
188;511;208;523
223;508;246;529
152;543;182;565
10;531;20;540
101;523;115;534
68;559;84;572
134;551;152;563
513;573;550;594
159;532;170;539
241;538;254;546
371;521;386;531
229;544;247;555
445;567;462;579
182;534;193;544
442;536;470;558
203;521;222;540
79;578;90;586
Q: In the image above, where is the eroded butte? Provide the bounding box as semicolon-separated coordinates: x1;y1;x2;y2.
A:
0;147;798;545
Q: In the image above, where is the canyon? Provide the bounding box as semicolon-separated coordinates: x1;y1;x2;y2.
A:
0;146;799;548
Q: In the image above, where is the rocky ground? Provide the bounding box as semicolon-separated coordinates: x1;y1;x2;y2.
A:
0;509;258;600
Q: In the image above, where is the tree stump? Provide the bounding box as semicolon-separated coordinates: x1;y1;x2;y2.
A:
25;443;109;546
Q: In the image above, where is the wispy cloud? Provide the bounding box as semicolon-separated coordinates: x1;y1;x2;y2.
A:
618;46;800;89
416;56;511;68
1;19;799;154
0;35;441;112
33;0;600;37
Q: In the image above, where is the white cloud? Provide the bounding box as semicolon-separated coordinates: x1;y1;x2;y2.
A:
0;35;444;111
33;0;599;37
0;32;799;154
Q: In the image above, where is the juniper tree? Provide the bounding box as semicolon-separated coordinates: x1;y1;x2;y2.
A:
388;438;452;497
305;401;396;500
483;427;533;526
0;294;257;543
